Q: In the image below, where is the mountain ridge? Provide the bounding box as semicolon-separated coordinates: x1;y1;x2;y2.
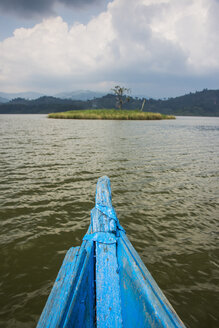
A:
0;90;106;102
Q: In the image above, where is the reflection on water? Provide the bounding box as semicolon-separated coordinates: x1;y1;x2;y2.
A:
0;115;218;327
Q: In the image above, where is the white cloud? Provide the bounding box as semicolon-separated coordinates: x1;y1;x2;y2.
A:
0;0;218;95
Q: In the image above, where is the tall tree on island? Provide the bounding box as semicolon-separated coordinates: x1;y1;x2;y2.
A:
111;85;131;110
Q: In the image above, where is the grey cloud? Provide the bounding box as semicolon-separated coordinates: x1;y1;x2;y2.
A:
0;0;101;17
0;0;218;98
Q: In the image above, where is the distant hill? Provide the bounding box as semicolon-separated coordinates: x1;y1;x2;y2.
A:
0;96;9;103
0;90;106;101
145;89;219;116
0;89;218;116
0;91;45;100
0;96;85;114
55;90;105;101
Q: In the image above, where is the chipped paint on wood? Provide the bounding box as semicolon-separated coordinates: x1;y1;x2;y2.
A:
93;176;123;328
96;242;123;328
37;241;95;328
37;176;186;328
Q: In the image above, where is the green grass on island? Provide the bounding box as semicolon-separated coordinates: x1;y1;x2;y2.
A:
48;109;175;120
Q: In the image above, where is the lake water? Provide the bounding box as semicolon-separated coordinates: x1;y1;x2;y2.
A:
0;114;218;327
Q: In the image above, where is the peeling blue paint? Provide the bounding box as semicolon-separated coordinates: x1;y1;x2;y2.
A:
83;232;117;244
37;176;186;328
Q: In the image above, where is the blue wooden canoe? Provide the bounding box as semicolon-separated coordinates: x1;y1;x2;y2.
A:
37;176;186;328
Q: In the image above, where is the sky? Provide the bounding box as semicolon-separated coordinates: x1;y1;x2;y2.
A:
0;0;219;98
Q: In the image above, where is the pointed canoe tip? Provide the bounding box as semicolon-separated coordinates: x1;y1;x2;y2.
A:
97;176;110;183
96;176;112;205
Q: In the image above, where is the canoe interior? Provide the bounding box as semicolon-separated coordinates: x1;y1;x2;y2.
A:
37;176;185;328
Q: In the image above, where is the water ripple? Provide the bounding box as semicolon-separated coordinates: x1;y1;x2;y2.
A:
0;115;218;327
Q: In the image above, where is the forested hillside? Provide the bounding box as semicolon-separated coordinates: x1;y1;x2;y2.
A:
0;89;218;116
146;89;219;116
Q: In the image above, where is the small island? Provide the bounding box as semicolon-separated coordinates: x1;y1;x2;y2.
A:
48;109;175;120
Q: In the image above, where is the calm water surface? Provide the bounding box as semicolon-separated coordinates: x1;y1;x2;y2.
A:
0;115;218;327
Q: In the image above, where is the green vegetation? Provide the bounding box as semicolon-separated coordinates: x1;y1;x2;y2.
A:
48;109;175;120
0;89;218;116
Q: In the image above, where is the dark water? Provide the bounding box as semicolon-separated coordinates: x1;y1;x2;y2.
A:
0;115;218;327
